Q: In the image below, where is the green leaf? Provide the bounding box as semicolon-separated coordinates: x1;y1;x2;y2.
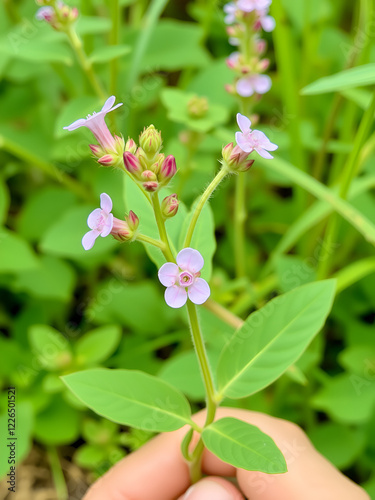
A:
75;325;122;366
301;64;375;95
1;40;73;65
90;44;131;64
40;205;117;259
159;351;205;400
0;176;9;224
217;281;336;399
202;417;287;473
161;88;229;133
75;16;112;35
334;257;375;294
338;344;375;376
62;368;193;432
179;198;216;281
312;373;375;424
0;229;39;274
34;397;81;445
74;444;108;470
13;255;76;301
28;325;72;372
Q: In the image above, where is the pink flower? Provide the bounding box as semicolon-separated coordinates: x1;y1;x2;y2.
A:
259;11;276;31
237;0;272;12
226;51;240;69
224;2;237;24
235;113;278;159
64;96;122;152
158;248;210;308
236;74;272;97
82;193;114;250
36;6;55;22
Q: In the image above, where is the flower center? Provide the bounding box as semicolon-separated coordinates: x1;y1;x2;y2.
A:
95;212;107;231
179;271;194;287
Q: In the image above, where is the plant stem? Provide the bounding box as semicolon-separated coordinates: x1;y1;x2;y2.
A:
317;88;375;279
109;0;120;97
184;166;229;248
186;301;217;483
47;447;68;500
234;172;247;277
151;192;175;261
66;27;106;99
136;233;165;249
204;298;244;329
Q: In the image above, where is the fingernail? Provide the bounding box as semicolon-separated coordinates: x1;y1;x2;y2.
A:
183;480;233;500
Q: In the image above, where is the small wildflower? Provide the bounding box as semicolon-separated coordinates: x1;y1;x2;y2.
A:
235;113;278;159
224;2;237;24
158;248;210;308
236;74;272;97
237;0;272;12
258;10;276;31
64;96;123;153
82;193;114;251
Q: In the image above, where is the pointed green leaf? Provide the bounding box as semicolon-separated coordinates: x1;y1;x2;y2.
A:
302;64;375;95
202;417;287;473
75;325;122;366
62;369;192;432
90;45;131;64
217;281;336;399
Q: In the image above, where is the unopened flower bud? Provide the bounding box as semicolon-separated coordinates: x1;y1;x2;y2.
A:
141;170;157;181
111;218;131;242
225;84;236;95
126;211;139;232
256;39;267;55
161;194;179;218
125;138;137;154
222;143;254;172
187;96;209;118
139;125;162;158
136;148;149;171
98;154;116;166
159;155;177;184
258;59;270;72
123;152;141;175
151;153;165;175
114;135;125;155
89;144;104;158
143;181;159;192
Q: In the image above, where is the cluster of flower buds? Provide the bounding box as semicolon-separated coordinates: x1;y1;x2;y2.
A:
35;0;78;31
223;0;274;99
123;125;177;193
187;96;209;119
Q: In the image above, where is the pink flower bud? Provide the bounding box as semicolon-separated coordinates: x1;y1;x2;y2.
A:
114;135;125;154
111;217;131;242
126;211;139;232
125;138;137;154
161;194;179;219
143;181;159;192
160;155;176;184
98;154;116;166
141;170;157;181
123;152;141;174
139;125;162;158
258;59;270;72
256;39;267;54
222;143;254;172
89;144;104;158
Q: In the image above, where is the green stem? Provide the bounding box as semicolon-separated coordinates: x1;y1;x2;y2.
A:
3;0;21;23
0;135;92;201
186;301;217;483
66;27;106;99
204;298;244;330
317;88;375;279
234;172;247;277
184;166;229;248
151;192;175;261
136;233;165;249
109;0;120;97
47;447;68;500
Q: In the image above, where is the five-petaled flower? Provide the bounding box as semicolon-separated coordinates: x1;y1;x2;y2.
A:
235;113;278;159
158;248;210;308
82;193;114;250
64;96;122;152
236;74;272;98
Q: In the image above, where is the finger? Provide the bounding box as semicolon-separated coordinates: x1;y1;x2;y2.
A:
177;477;244;500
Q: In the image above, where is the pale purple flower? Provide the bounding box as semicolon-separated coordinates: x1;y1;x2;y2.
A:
236;74;272;97
158;248;210;308
226;51;240;69
224;2;237;24
82;193;114;250
36;6;54;21
259;12;276;32
64;96;123;152
237;0;272;12
229;37;240;46
235;113;278;159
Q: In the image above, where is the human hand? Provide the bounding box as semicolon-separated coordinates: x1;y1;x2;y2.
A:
83;408;369;500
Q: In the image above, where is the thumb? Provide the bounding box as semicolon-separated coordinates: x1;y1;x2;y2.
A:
178;477;244;500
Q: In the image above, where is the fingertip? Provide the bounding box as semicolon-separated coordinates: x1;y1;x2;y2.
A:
178;478;244;500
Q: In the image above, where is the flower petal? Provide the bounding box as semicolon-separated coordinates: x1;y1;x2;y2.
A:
261;15;276;32
165;285;188;308
158;263;179;287
87;208;102;229
235;132;253;153
253;74;272;94
255;147;274;159
100;193;113;213
177;248;204;273
101;213;113;237
236;113;252;133
236;78;255;98
63;118;87;131
82;230;100;250
251;130;278;150
188;278;210;305
101;96;116;112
